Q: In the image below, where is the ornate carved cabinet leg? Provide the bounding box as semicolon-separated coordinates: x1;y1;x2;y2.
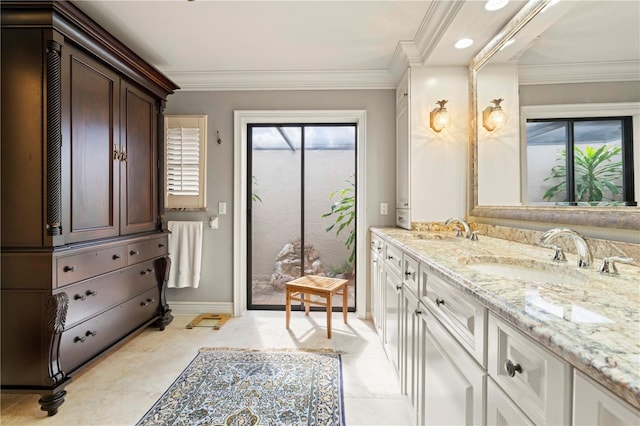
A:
154;255;173;330
38;390;67;416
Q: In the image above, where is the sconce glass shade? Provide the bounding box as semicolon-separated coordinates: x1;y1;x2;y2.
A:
483;98;507;131
430;99;450;132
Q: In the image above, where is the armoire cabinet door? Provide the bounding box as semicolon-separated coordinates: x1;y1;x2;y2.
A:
120;81;158;235
62;46;120;243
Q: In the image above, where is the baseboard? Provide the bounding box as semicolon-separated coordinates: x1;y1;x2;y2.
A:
167;301;234;316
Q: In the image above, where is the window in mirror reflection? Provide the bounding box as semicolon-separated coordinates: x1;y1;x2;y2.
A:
526;117;635;206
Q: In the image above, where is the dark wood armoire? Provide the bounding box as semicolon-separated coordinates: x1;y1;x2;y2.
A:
1;1;180;416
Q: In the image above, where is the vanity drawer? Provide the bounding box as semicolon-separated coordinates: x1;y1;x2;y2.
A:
127;236;168;264
60;287;159;373
59;259;160;328
488;312;571;426
384;243;403;277
56;245;127;288
402;252;419;296
370;234;385;256
422;269;486;365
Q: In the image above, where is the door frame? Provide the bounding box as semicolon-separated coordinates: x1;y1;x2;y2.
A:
233;110;367;318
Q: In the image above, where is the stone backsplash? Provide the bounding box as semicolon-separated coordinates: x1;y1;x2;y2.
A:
412;222;640;266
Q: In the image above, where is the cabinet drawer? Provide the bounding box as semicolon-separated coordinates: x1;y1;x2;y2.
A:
127;236;168;264
402;252;419;296
60;287;159;373
395;209;410;230
56;245;127;287
370;234;385;257
422;269;486;365
488;312;571;425
573;370;640;425
384;243;403;277
59;259;160;328
487;377;534;425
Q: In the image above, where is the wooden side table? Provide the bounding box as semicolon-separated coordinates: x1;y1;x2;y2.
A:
285;275;349;338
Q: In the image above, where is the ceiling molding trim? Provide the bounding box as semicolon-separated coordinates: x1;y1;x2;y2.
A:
413;0;465;64
166;70;396;91
388;41;423;82
518;60;640;85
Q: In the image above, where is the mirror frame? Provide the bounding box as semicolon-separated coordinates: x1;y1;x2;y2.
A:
468;0;640;231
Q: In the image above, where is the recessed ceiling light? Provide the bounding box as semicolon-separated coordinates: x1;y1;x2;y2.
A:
455;38;474;49
499;38;516;50
485;0;509;11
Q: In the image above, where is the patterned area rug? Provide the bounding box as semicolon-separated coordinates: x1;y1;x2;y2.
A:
136;348;345;426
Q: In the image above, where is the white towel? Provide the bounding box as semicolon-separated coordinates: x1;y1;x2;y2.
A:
167;221;203;288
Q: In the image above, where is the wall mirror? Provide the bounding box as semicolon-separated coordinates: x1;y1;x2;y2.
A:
469;0;640;231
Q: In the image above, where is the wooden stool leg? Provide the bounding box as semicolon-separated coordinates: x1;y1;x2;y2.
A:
305;293;311;316
343;283;348;324
326;294;332;339
285;288;291;329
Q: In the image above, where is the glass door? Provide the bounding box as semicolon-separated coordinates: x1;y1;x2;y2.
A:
247;124;356;311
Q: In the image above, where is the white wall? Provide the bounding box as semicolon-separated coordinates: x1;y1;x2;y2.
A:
409;66;468;221
164;90;395;306
476;64;521;205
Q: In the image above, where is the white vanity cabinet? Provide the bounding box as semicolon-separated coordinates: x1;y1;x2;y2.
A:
396;68;411;229
573;370;640;425
383;243;404;376
370;234;385;337
420;266;486;426
402;285;424;424
488;312;572;425
421;267;486;365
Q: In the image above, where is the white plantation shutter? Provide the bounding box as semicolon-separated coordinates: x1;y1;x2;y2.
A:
165;115;207;209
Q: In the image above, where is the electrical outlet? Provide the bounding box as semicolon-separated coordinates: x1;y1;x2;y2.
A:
218;201;227;215
380;202;388;215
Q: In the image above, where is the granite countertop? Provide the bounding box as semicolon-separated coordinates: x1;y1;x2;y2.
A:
371;227;640;410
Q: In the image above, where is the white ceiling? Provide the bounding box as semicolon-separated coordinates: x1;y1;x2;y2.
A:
74;0;527;90
74;0;638;90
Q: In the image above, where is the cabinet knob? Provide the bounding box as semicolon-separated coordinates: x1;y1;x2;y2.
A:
414;310;422;316
435;298;445;307
396;285;402;291
63;265;77;273
140;298;155;307
158;243;165;248
86;290;97;297
504;359;523;377
140;269;150;275
112;254;121;260
404;271;413;278
85;330;97;337
387;255;394;260
130;250;139;256
74;294;86;301
74;336;87;343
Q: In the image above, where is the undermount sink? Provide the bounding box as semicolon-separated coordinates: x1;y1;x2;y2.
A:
458;256;588;285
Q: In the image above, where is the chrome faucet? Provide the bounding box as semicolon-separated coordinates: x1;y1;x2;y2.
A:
539;228;593;268
445;217;477;240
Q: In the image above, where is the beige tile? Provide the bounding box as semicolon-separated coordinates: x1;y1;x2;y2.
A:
1;311;411;425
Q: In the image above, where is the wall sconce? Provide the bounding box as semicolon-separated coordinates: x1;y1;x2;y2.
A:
483;98;507;131
430;99;450;132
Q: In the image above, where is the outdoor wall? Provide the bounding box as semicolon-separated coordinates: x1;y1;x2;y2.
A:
251;149;354;281
164;90;396;308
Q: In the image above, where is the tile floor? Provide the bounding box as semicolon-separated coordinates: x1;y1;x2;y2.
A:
0;311;413;425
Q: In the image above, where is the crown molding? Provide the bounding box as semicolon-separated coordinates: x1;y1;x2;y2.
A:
387;0;465;84
388;41;422;82
167;69;396;91
518;60;640;85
